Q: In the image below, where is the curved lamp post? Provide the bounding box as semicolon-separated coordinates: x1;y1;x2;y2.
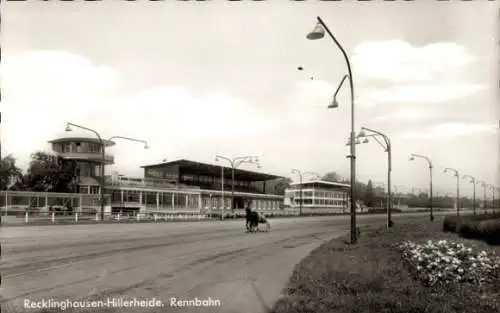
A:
476;180;487;214
66;123;149;220
357;127;393;228
215;155;260;213
444;168;460;216
488;184;496;213
463;174;477;216
291;169;320;216
307;17;358;244
409;153;434;221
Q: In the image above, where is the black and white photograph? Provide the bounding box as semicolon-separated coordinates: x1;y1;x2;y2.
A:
0;1;499;312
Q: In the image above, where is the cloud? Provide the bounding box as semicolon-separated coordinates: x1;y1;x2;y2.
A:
351;40;486;107
2;50;120;111
357;83;487;107
0;50;278;172
371;108;430;122
398;122;497;139
352;41;474;83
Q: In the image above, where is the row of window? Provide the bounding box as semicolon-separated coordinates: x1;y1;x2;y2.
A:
78;186;101;194
286;190;345;199
60;142;102;154
146;169;178;180
292;199;346;206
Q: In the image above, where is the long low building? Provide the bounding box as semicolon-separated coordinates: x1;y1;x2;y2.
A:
107;159;285;214
284;180;351;213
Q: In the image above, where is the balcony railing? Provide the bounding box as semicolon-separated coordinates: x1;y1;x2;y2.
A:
106;176;197;190
56;152;114;164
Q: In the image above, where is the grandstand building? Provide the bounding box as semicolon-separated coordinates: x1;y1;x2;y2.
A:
47;135;285;215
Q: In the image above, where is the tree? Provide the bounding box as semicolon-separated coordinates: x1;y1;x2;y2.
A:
322;172;344;182
274;177;292;195
24;151;77;192
0;155;24;190
364;180;375;208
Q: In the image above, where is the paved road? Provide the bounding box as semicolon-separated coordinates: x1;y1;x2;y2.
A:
1;213;443;313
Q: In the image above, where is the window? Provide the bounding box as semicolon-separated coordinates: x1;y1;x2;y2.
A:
89;143;101;153
63;143;71;153
76;142;82;153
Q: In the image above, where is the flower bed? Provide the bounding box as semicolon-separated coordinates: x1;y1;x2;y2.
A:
398;239;500;288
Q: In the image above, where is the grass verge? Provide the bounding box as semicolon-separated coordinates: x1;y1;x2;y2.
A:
272;218;500;313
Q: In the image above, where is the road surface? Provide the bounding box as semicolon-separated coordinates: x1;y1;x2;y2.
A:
1;213;441;313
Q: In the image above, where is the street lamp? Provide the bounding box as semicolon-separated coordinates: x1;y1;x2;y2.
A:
444;168;460;216
357;127;393;228
215;155;260;213
307;16;358;244
291;169;320;216
463;175;477;216
65;123;148;220
476;180;487;214
108;136;149;149
488;184;496;213
409;153;434;221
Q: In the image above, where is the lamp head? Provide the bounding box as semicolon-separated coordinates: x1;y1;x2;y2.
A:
409;155;415;161
215;157;219;162
65;125;72;132
306;22;325;40
357;130;366;138
328;98;339;109
362;138;369;144
144;143;149;149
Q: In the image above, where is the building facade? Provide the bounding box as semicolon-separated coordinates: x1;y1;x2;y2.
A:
284;180;350;213
141;160;284;214
48;135;284;215
48;136;115;195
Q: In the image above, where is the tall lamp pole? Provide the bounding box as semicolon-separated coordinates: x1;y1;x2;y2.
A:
444;168;460;216
477;180;487;214
307;17;358;244
357;127;393;228
409;153;434;221
463;175;477;216
215;155;260;213
65;123;148;220
291;169;319;216
488;184;496;213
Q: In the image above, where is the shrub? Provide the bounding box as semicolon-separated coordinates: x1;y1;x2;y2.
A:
443;215;462;233
478;219;500;245
443;213;500;233
458;221;483;239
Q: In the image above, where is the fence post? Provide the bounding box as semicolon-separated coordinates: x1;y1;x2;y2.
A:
52;212;55;223
95;213;99;221
75;213;78;222
137;212;140;222
25;211;28;223
117;213;120;221
154;214;158;222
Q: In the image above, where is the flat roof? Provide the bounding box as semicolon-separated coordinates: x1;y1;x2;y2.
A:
141;159;283;181
290;180;350;188
48;137;116;147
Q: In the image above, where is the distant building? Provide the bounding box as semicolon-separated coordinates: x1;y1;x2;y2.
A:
284;180;350;213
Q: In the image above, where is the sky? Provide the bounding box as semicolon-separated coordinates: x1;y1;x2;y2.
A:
1;1;499;197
